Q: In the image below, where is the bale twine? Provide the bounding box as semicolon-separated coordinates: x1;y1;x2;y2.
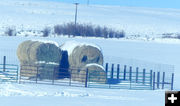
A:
71;63;107;84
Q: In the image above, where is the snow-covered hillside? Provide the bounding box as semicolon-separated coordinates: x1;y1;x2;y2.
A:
0;0;180;36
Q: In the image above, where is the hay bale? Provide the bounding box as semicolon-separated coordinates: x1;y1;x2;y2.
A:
17;40;63;79
17;40;62;65
61;41;104;68
17;40;34;64
71;63;107;84
20;64;59;80
28;41;62;64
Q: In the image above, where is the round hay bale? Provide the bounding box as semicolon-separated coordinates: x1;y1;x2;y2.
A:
69;45;103;68
17;40;62;65
17;40;63;79
71;64;107;84
61;41;103;68
28;41;62;64
17;40;34;65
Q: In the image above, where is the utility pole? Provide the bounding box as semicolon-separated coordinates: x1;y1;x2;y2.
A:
74;3;79;27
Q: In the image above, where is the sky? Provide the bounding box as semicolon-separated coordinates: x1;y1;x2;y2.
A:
42;0;180;9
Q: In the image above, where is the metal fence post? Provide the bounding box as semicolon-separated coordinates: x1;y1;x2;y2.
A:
69;69;72;86
143;69;146;84
153;72;156;90
124;65;126;80
117;64;120;80
129;66;132;89
36;66;39;84
105;63;108;75
16;65;19;83
85;69;89;88
136;67;139;83
171;73;174;90
162;72;165;89
19;66;22;84
111;64;114;79
157;72;160;89
129;66;132;81
3;56;6;72
150;70;153;87
52;67;55;85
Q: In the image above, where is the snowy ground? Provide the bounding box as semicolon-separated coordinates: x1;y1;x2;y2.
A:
0;36;179;106
0;0;180;106
0;83;164;106
0;0;180;36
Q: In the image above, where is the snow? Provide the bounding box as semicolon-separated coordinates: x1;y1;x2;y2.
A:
0;0;180;36
0;0;179;106
61;40;102;55
0;83;164;106
86;63;105;71
35;61;59;65
31;39;59;47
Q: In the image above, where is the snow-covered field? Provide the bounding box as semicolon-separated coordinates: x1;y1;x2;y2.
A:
0;0;180;106
0;83;164;106
0;0;180;36
0;36;179;106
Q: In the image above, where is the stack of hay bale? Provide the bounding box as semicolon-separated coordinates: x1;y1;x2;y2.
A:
17;40;107;83
61;41;107;83
17;40;63;80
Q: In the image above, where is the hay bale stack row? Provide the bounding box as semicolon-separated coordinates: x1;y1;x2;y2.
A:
17;40;62;80
17;40;107;83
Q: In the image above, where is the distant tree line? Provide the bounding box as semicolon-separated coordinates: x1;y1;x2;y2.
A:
4;22;125;38
54;22;125;38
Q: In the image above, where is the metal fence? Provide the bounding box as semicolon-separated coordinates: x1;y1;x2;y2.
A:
0;56;175;90
0;63;18;82
104;63;174;90
19;63;174;90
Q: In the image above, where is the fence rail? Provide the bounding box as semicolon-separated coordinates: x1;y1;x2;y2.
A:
0;63;18;82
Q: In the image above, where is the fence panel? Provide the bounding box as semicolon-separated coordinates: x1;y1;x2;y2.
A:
18;63;174;90
0;64;18;82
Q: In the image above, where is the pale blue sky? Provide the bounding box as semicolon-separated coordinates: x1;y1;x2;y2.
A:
43;0;180;9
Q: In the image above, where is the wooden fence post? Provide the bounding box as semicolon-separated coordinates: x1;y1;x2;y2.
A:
162;72;165;89
171;73;174;90
136;67;139;83
124;65;126;80
153;72;156;90
143;69;146;84
111;64;114;79
157;72;160;89
85;69;89;88
117;64;120;80
150;70;153;86
3;56;6;72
